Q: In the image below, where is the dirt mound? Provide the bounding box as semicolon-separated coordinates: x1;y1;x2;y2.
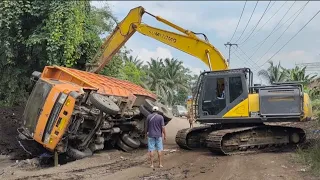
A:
0;105;41;160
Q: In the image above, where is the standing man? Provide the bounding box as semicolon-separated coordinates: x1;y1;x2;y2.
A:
145;106;166;168
186;108;194;128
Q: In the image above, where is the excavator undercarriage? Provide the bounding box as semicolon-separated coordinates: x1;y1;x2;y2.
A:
176;123;306;155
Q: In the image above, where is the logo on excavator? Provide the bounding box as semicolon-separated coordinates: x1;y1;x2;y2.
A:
149;30;177;43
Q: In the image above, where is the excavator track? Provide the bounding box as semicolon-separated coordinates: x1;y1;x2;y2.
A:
206;125;306;155
175;125;212;150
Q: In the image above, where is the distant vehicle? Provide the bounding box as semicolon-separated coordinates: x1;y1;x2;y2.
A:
172;105;188;117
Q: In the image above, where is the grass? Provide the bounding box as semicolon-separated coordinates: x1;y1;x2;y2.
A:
296;98;320;175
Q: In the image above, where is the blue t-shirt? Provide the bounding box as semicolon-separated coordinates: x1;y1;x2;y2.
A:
147;112;164;138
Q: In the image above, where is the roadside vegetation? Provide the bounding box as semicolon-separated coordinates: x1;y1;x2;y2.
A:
0;1;197;107
296;96;320;175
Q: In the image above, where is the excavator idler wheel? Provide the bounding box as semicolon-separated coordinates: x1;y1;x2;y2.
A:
290;133;300;144
121;133;141;149
89;93;120;115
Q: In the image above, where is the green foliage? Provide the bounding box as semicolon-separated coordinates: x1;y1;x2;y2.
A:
296;142;320;176
120;61;146;86
258;61;318;89
258;61;287;84
143;58;195;106
284;66;317;86
0;0;116;106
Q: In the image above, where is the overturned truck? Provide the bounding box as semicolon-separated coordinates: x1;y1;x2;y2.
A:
18;66;173;159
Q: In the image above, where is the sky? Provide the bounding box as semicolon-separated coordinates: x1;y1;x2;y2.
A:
91;1;320;84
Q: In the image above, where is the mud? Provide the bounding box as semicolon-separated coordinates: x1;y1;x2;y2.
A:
0;106;319;180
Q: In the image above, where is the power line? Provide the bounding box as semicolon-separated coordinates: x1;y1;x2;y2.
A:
232;46;259;71
235;47;263;72
260;9;320;67
234;1;259;43
256;1;309;64
240;1;287;46
229;1;247;42
247;1;296;60
239;1;272;44
232;49;258;71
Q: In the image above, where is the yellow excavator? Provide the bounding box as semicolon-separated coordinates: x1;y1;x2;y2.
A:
88;6;313;155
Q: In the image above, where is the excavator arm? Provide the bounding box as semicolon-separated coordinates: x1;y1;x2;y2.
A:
87;6;228;73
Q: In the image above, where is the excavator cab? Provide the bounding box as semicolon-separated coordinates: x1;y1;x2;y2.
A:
196;68;251;120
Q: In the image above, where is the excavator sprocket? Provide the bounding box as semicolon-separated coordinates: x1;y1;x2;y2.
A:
206;125;306;155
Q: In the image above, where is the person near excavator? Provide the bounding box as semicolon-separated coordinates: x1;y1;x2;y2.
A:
145;106;166;168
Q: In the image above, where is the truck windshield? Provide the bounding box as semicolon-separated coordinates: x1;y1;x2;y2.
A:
22;79;52;135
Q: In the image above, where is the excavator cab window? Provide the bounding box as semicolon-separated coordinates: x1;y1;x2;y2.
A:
229;76;243;103
199;70;249;118
201;77;226;116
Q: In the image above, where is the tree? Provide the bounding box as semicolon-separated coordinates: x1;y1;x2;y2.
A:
0;0;116;106
142;57;195;106
144;58;171;103
258;61;287;84
125;55;143;69
285;66;317;86
119;61;146;86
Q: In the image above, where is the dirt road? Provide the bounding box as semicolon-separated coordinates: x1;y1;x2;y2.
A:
0;117;317;180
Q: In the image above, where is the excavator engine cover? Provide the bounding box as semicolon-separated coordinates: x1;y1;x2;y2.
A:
259;86;302;117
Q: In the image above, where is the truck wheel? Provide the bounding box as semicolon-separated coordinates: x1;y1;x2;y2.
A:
66;147;93;160
121;133;141;149
117;138;134;152
89;93;120;115
139;138;148;147
143;99;173;121
139;105;151;117
158;104;173;121
144;99;158;112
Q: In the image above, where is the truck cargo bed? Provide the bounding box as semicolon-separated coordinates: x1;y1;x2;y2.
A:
41;66;157;99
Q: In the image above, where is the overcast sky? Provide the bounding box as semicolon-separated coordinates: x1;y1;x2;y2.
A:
91;1;319;83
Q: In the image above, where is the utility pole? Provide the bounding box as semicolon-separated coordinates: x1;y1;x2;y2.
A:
224;42;238;65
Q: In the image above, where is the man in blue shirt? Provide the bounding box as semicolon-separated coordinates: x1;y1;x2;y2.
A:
146;106;166;168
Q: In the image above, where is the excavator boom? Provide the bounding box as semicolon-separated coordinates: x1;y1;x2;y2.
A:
87;6;228;73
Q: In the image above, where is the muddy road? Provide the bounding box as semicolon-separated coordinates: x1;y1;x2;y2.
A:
0;114;318;180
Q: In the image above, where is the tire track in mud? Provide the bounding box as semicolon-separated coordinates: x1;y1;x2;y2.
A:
15;155;146;180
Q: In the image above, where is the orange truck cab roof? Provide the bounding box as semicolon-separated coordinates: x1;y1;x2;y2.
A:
40;66;157;100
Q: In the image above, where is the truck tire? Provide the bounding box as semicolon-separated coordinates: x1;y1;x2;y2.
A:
89;93;120;115
66;147;93;160
139;138;148;147
143;99;173;121
117;138;134;152
144;99;158;112
158;104;173;121
139;105;151;117
121;133;140;149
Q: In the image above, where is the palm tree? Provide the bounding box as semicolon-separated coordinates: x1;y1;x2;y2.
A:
144;58;192;106
258;61;287;84
162;58;191;104
125;55;143;69
285;66;317;86
144;58;172;104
